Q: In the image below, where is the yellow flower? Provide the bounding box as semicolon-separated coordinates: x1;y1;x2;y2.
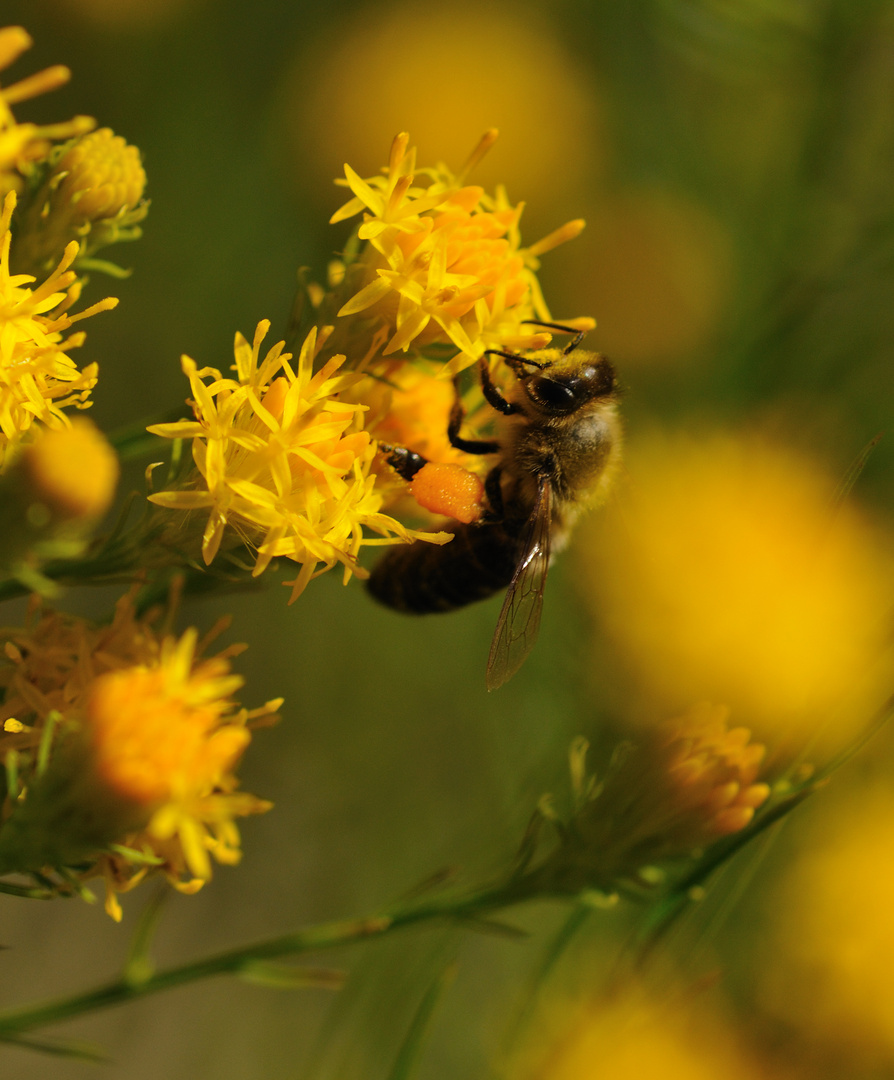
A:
360;360;463;466
578;431;894;754
330;131;594;374
85;626;272;899
526;704;770;895
0;26;95;196
148;321;449;602
0;189;118;464
0;592;276;919
758;782;894;1070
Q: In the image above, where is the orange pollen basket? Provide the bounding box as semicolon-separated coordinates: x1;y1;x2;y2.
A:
409;461;485;524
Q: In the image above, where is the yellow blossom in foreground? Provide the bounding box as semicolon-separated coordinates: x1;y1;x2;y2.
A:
759;783;894;1070
510;986;767;1080
0;418;119;577
330;131;594;374
578;431;894;753
20;416;119;521
0;26;95;195
0;592;276;919
0;189;118;464
148;321;449;601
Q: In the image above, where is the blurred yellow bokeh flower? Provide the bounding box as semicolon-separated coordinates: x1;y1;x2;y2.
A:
18;415;119;522
758;782;894;1070
578;431;894;753
283;4;602;214
509;986;767;1080
148;320;449;601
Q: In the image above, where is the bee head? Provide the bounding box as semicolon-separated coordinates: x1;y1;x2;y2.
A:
521;353;616;417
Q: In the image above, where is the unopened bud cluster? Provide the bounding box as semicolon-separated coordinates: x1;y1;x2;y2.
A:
522;704;771;897
12;126;147;277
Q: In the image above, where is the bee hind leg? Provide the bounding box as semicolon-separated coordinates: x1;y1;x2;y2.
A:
379;443;428;481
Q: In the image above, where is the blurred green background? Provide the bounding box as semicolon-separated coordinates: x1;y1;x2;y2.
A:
1;0;893;1077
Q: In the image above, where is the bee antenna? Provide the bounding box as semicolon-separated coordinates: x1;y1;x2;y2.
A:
483;348;548;372
521;319;587;355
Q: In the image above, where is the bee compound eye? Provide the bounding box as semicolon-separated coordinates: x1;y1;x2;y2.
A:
528;376;577;412
584;360;616;396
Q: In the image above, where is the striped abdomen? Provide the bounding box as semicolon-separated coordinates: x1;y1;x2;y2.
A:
366;519;526;613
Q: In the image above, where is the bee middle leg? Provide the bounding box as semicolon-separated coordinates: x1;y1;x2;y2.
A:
482;465;505;522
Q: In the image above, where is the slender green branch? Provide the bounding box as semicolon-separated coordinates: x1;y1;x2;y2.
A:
0;880;60;899
0;883;512;1036
630;786;816;968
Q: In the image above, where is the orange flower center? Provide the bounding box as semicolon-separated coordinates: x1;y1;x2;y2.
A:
87;667;249;807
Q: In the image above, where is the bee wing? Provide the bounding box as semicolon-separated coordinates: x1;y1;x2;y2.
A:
486;475;552;691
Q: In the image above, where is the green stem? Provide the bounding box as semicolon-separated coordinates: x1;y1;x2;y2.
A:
630;786;816;968
503;898;594;1051
0;884;513;1036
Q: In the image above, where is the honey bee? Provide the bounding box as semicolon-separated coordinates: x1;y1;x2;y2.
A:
367;323;622;690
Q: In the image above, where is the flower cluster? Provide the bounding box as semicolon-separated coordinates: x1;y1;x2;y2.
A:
148;321;450;601
0;592;276;919
326;130;593;375
308;131;597;523
0;189;118;466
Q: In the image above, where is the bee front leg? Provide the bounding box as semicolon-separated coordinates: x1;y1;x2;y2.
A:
478;355;528;414
448;375;501;455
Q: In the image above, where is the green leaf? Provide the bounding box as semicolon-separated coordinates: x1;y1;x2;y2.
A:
237;961;345;991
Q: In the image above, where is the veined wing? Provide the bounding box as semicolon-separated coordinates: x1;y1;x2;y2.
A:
485;475;552;691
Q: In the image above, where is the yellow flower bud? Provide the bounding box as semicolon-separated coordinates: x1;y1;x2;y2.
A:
12;127;147;276
54;127;146;224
